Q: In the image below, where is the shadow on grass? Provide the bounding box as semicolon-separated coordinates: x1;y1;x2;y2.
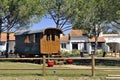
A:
74;59;120;67
46;72;91;77
57;74;91;77
0;72;43;77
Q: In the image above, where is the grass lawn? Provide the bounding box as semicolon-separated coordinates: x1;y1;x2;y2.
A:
0;61;119;80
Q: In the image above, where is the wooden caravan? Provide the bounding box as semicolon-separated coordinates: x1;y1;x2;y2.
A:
15;28;62;57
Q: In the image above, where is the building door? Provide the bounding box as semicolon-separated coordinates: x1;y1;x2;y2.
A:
72;43;78;50
84;43;87;50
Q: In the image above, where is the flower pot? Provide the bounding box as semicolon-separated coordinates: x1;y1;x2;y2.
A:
67;59;73;64
48;61;54;67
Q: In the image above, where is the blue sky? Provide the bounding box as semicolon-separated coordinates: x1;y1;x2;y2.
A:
30;17;56;30
29;17;70;34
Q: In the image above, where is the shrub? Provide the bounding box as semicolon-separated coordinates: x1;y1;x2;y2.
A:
70;49;82;57
97;49;103;56
61;51;70;57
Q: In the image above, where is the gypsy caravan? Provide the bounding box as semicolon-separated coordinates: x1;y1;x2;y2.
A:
15;28;62;57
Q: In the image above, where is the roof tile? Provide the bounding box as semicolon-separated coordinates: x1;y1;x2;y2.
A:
60;35;69;41
89;37;105;42
70;30;84;37
0;33;15;41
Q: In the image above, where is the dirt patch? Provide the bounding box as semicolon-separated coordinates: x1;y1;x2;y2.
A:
60;65;91;69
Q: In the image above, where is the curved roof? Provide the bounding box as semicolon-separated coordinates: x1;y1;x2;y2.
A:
15;28;63;35
44;28;63;34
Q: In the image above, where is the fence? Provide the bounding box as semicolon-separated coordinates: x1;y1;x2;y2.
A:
0;56;120;77
107;52;120;57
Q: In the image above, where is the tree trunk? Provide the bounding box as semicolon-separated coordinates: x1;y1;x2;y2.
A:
5;32;9;58
94;36;98;55
56;1;61;28
0;18;2;41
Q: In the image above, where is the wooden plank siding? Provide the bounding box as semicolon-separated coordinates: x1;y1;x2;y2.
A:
40;34;60;54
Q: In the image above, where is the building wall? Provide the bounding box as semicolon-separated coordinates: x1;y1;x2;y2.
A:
0;41;15;53
104;36;120;43
60;36;90;52
104;36;120;52
87;43;92;54
60;36;107;54
0;42;6;52
102;43;110;52
8;41;15;53
70;37;88;51
60;41;70;51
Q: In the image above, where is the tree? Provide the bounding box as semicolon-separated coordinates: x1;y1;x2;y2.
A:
72;0;120;55
0;0;45;57
41;0;78;32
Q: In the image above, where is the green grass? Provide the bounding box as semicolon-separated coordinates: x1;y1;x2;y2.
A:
0;61;119;80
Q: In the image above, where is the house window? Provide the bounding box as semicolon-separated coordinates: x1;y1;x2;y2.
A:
91;43;95;47
97;43;102;49
91;43;95;51
61;43;66;49
91;42;102;49
72;43;78;50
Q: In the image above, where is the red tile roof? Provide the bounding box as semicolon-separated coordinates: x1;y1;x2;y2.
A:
0;33;15;41
70;30;84;37
89;37;105;42
60;35;69;41
70;30;105;42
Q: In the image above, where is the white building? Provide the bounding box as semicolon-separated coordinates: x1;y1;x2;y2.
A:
102;34;120;52
0;33;15;54
60;29;109;54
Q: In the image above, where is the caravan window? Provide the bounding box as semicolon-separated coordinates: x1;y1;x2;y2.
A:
29;34;35;43
52;34;55;41
46;34;50;41
24;35;30;43
24;34;35;43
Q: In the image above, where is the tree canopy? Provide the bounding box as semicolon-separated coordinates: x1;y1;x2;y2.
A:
0;0;46;57
0;0;45;32
72;0;120;55
73;0;120;34
41;0;78;32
